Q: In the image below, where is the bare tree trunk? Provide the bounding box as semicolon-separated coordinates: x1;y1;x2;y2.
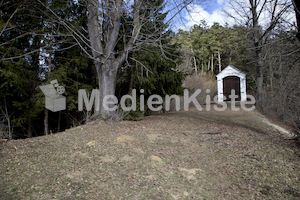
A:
250;0;263;109
229;50;232;64
101;60;118;115
57;111;61;132
211;54;214;74
128;68;134;95
268;55;274;107
8;116;12;140
218;49;221;72
279;52;283;86
87;0;120;118
256;47;263;109
44;22;53;135
1;98;13;139
44;108;49;135
193;56;197;74
293;0;300;40
93;58;118;118
27;122;32;138
208;60;210;71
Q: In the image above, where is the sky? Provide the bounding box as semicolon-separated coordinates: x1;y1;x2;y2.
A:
198;0;225;15
170;0;295;32
171;0;229;31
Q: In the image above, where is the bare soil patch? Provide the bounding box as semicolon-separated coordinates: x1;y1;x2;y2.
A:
1;107;299;199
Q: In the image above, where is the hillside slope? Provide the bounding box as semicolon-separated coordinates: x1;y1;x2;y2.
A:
1;108;299;199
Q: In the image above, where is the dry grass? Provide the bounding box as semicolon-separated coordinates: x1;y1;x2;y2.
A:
183;73;217;104
0;107;299;199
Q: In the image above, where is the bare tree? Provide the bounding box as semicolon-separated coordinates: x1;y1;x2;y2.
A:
1;0;194;119
292;0;300;40
0;98;13;140
86;0;192;118
224;0;293;109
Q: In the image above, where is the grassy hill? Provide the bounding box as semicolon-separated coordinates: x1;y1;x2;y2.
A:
1;108;299;199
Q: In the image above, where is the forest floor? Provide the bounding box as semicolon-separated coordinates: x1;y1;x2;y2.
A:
1;106;300;199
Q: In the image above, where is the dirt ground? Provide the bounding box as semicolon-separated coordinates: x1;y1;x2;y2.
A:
1;107;300;199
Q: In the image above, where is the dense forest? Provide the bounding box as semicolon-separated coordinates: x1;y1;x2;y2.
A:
0;0;299;139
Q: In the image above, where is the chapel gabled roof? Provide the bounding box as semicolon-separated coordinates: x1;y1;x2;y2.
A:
216;65;245;79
